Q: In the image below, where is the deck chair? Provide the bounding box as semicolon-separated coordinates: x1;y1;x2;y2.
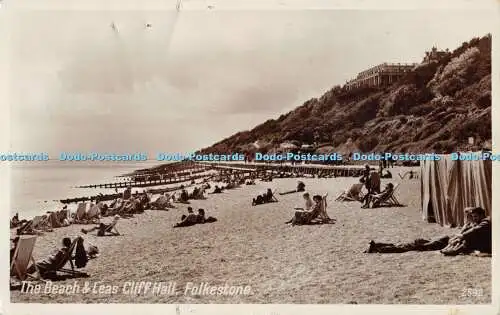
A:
103;220;120;235
16;220;34;235
372;183;404;208
10;236;40;281
31;216;44;229
270;189;279;202
75;202;88;221
86;204;100;220
311;194;336;224
336;183;365;202
48;237;89;278
32;215;52;231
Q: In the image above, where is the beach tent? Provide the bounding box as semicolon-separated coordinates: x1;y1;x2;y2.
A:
421;153;491;227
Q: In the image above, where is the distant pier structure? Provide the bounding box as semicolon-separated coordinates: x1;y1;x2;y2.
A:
344;62;418;90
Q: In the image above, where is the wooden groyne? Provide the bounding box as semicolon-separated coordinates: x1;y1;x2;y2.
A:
77;173;210;189
196;161;367;177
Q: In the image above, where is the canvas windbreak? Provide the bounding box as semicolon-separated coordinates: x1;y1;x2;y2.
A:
421;154;492;227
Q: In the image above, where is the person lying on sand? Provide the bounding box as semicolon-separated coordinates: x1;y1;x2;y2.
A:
81;215;120;236
245;179;256;185
366;207;491;256
26;237;72;278
279;181;306;195
361;183;394;208
285;195;323;226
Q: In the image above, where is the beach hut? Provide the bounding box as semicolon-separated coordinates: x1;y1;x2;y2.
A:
420;153;491;227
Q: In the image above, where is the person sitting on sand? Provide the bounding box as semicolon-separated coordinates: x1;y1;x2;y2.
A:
151;193;174;210
399;170;416;179
366;207;491;255
190;187;200;199
123;186;132;200
195;209;217;224
81;215;120;236
27;237;73;278
285;195;323;226
178;189;189;203
252;189;276;206
10;213;20;228
173;207;199;228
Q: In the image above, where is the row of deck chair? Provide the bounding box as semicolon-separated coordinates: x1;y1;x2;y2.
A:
75;202;100;222
11;236;88;282
335;183;404;207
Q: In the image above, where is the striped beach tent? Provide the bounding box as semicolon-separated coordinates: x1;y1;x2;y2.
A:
421;153;491;227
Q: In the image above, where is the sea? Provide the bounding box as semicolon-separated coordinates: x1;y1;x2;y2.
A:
10;160;164;219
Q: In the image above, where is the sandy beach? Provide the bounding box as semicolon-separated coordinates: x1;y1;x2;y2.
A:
11;169;491;304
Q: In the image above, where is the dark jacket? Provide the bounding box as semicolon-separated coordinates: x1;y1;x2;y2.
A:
462;217;491;253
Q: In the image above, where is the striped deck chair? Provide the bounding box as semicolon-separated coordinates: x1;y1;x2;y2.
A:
32;215;52;231
10;236;40;280
372;183;404;208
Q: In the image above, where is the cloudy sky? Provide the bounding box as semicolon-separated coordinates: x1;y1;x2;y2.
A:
7;1;496;156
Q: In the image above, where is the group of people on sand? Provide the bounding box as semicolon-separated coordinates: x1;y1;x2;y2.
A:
356;165;395;208
11;164;492;284
285;193;333;226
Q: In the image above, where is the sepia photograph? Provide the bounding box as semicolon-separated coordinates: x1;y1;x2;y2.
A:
6;0;495;309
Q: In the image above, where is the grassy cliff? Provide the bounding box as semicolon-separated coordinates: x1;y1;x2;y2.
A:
200;34;491;155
